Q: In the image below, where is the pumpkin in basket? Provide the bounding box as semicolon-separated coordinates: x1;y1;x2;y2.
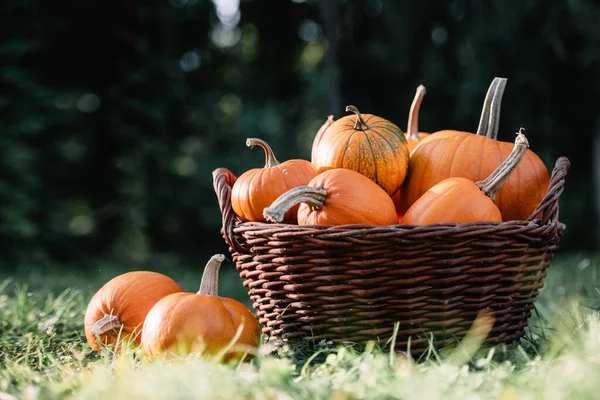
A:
401;77;550;221
231;138;318;223
263;167;398;226
403;129;529;224
142;254;260;362
311;105;409;197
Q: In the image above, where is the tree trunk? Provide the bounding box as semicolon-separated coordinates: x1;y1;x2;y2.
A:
320;0;342;115
594;119;600;248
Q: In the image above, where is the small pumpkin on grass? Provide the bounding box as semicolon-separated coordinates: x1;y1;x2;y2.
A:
402;77;550;221
141;254;260;362
231;138;318;223
402;130;529;225
311;105;409;197
84;271;183;351
263;168;398;226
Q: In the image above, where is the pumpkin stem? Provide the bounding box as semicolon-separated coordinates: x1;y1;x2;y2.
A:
476;128;529;201
246;138;280;168
476;77;507;140
91;314;122;336
345;105;369;131
311;115;335;164
406;85;427;140
476;78;498;136
198;254;226;296
263;186;327;223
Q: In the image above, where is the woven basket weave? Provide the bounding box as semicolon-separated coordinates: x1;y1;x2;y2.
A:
212;157;570;354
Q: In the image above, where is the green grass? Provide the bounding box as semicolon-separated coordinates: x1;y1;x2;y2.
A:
1;252;599;399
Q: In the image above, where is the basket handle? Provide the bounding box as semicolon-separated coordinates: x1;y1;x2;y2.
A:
526;156;571;226
212;167;247;254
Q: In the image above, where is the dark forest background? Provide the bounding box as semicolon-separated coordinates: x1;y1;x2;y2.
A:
1;0;599;272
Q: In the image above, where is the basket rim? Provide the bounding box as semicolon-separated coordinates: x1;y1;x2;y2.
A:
213;157;570;253
229;217;554;231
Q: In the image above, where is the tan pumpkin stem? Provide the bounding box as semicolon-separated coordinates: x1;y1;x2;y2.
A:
406;85;427;140
246;138;280;168
198;254;226;296
345;105;369;131
476;77;507;140
311;115;334;163
91;314;122;335
476;128;529;201
263;186;327;223
476;78;498;136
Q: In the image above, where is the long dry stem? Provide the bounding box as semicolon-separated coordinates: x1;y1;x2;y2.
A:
476;77;507;139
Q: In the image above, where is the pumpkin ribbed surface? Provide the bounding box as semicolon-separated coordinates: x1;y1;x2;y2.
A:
311;106;409;196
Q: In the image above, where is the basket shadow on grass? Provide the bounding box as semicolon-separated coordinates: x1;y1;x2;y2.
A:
262;308;516;367
264;297;590;371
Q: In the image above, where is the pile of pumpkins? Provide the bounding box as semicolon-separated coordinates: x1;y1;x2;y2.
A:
84;77;551;361
84;254;261;362
233;77;550;227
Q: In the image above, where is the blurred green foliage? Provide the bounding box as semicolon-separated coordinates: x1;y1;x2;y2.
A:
0;0;598;270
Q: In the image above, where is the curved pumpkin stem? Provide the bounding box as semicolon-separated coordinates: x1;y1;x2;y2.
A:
198;254;226;296
263;186;327;223
406;85;427;140
477;128;529;201
345;105;369;131
246;138;280;168
91;313;122;336
476;77;507;140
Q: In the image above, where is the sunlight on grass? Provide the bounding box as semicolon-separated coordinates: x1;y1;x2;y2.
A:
4;312;600;400
0;253;599;399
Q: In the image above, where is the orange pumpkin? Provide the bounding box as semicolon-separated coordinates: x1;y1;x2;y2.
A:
231;138;318;223
84;271;183;351
402;130;529;225
311;105;409;196
141;254;260;362
401;77;550;221
263;168;398;226
404;85;430;154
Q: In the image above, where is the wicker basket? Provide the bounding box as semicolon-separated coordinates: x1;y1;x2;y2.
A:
212;157;570;354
